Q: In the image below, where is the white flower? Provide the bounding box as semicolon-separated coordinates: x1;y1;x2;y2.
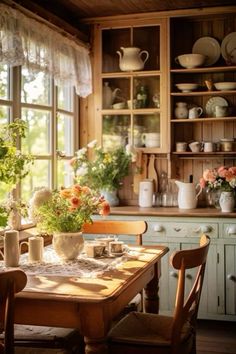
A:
87;140;97;148
76;147;87;158
29;188;52;222
76;165;88;176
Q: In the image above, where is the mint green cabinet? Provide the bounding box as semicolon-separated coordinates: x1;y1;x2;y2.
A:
93;213;236;321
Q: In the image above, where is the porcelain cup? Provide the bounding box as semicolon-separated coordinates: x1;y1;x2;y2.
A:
214;105;228;117
176;141;187;152
189;141;201;153
203;141;214;152
188;106;203;119
20;236;44;263
109;241;125;255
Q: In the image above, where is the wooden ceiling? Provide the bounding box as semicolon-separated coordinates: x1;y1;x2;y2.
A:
9;0;236;42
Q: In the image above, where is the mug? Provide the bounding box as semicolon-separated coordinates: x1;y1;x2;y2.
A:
109;241;125;255
176;141;187;152
188;107;203;119
189;141;201;153
20;236;44;263
214;105;228;118
142;133;160;148
84;241;106;258
203;141;214;152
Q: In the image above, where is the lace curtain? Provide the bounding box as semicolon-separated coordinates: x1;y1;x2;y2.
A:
0;3;92;97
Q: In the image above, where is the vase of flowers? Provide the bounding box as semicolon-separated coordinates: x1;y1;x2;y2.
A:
200;166;236;212
69;140;132;206
29;184;110;260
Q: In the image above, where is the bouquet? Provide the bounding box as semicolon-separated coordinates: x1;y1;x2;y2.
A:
200;166;236;192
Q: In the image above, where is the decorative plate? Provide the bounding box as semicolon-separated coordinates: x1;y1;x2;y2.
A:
192;36;221;66
221;32;236;65
205;96;228;116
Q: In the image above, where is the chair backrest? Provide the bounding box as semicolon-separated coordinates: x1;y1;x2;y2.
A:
170;234;210;353
82;220;147;245
0;269;27;354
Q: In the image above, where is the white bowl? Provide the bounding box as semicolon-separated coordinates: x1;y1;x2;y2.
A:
112;102;126;109
214;82;236;91
175;53;206;68
175;83;199;92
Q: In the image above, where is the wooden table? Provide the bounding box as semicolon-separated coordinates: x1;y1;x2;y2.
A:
15;245;169;354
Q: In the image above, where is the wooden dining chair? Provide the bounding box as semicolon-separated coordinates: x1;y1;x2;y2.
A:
0;269;27;354
108;234;211;354
82;219;148;313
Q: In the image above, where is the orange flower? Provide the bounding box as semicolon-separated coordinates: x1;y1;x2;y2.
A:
199;177;206;188
229;167;236;175
81;186;91;194
99;201;110;216
203;169;216;182
60;188;72;199
70;196;81;208
72;184;83;196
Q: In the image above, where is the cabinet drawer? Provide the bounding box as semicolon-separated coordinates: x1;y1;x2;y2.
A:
145;221;218;239
223;224;236;238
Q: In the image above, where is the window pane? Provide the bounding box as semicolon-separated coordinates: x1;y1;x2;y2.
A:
0;106;10;125
0;64;9;100
21;109;51;155
57;113;73;156
57;85;73;111
57;160;73;188
21;68;50;105
21;160;51;201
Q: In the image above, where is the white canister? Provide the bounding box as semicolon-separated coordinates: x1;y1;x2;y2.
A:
0;230;20;267
20;236;44;263
139;179;153;207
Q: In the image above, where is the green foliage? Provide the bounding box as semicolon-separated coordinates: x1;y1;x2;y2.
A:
0;119;34;187
70;141;132;191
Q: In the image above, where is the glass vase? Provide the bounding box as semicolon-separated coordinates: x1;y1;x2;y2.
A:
100;189;119;207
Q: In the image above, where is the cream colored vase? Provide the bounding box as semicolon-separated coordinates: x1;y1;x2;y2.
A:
53;232;84;261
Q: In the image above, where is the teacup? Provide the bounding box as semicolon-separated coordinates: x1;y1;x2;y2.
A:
84;241;106;258
109;241;125;255
203;141;214;152
176;141;187;152
189;141;202;153
188;107;203;119
214;105;228;118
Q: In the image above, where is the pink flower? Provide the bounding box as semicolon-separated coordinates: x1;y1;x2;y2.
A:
229;167;236;176
199;178;206;188
203;169;217;182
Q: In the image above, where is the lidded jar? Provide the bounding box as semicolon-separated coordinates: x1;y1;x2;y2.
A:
174;102;188;119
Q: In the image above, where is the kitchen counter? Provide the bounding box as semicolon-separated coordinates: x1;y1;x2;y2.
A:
109;206;236;218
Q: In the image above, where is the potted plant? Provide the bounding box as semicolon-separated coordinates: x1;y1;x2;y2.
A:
0;119;34;229
200;166;236;212
69;140;132;206
29;184;110;260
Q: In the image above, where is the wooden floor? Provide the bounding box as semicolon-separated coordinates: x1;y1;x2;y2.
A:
196;320;236;354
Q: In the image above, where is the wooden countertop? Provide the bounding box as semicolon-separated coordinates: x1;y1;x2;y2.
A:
109;206;236;218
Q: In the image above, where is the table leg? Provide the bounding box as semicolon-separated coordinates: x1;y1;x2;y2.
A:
84;336;108;354
144;260;161;313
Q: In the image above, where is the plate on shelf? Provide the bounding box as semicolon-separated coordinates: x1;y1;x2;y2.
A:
221;32;236;65
192;36;221;66
205;96;228;116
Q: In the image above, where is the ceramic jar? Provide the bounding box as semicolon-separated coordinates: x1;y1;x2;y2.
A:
174;102;188;119
53;232;84;260
219;191;235;213
116;47;149;71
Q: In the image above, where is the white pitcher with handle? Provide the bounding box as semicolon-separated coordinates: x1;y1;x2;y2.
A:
175;180;202;209
116;47;149;71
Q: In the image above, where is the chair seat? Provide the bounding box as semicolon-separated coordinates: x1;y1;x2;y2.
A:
108;312;194;348
13;325;84;353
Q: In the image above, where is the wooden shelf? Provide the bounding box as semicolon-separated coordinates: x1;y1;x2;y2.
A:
171;65;236;73
171;90;236;96
101;70;161;77
171;117;236;122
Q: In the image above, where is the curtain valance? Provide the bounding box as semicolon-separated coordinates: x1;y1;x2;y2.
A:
0;3;92;97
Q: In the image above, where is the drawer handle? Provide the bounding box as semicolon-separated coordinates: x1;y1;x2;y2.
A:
193;225;212;233
153;224;163;232
174;227;181;232
170;271;178;278
226;226;236;235
227;274;236;282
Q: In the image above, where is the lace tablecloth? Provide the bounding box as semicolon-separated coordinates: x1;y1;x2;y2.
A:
0;246;140;278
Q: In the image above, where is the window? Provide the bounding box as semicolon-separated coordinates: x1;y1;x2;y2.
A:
0;65;79;225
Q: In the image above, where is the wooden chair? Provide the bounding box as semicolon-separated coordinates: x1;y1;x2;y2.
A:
0;269;27;354
83;219;147;313
108;234;211;354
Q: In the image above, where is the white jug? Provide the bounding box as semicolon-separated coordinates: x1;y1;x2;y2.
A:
116;47;149;71
102;82;121;109
0;230;20;267
175;180;202;209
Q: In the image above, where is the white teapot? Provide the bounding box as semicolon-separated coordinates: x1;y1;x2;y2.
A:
175;180;202;209
102;82;121;109
116;47;149;71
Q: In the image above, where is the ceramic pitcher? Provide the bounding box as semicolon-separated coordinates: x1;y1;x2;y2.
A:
175;180;202;209
116;47;149;71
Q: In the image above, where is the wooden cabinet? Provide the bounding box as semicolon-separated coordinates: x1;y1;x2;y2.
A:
169;11;236;182
93;18;169;153
92;212;236;321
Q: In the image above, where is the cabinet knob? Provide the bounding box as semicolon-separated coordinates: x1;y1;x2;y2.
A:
226;225;236;235
173;227;181;232
170;271;178;278
227;274;236;282
186;273;192;280
201;225;212;233
153;224;163;232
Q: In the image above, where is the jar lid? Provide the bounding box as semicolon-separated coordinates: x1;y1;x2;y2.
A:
220;138;234;142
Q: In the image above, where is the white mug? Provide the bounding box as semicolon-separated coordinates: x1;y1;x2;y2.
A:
214;105;228;117
188;107;203;119
109;241;124;255
20;236;44;263
189;141;201;153
0;230;20;267
203;141;214;152
142;133;160;148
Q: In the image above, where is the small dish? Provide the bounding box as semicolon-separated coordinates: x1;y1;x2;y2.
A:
110;252;124;257
214;82;236;91
192;36;221;66
175;83;199;92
